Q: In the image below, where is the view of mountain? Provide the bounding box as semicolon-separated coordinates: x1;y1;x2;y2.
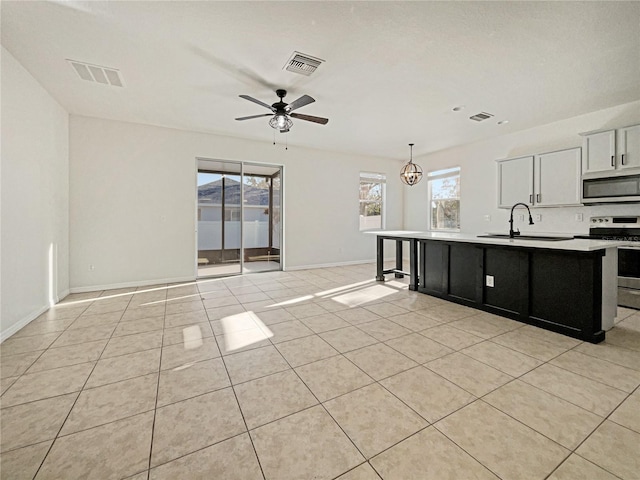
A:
198;178;269;205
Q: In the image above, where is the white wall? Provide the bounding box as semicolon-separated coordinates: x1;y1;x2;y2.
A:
69;116;403;290
405;101;640;235
1;47;70;339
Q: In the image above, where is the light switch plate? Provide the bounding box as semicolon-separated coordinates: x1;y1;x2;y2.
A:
485;275;494;287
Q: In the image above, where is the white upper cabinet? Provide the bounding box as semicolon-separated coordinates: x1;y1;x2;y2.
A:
497;148;582;208
497;156;534;208
582;125;640;174
534;147;582;206
582;130;615;174
618;124;640;170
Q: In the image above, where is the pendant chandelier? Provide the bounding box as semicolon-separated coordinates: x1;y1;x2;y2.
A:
400;143;423;186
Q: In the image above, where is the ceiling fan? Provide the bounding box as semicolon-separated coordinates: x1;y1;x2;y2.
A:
235;89;329;133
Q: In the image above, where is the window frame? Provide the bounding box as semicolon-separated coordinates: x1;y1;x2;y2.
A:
359;172;386;231
427;166;461;232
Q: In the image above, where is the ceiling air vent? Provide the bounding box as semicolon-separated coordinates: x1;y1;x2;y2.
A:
284;51;324;76
67;60;124;87
469;112;494;122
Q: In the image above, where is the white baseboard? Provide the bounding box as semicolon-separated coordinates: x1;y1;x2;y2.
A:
1;289;70;343
69;276;196;294
0;305;49;343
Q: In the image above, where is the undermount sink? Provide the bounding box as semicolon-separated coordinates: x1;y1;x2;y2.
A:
477;234;574;241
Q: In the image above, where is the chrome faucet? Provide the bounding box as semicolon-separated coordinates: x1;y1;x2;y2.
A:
509;203;534;238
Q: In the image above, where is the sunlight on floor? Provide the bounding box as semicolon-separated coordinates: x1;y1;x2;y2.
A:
331;284;398;307
56;266;409;314
182;325;204;350
268;295;315;307
314;279;375;297
220;311;273;352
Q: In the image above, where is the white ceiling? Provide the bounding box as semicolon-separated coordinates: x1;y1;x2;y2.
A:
2;1;639;160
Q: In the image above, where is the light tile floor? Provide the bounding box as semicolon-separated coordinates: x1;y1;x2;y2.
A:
1;263;640;480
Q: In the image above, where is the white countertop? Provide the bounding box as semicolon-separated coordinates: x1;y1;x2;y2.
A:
370;230;629;252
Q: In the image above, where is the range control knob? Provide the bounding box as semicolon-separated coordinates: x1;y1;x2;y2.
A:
598;219;604;222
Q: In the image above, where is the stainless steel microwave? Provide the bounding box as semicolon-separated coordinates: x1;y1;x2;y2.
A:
582;172;640;204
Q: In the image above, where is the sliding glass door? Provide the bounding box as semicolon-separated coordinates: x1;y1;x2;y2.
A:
197;159;282;277
242;163;281;273
197;161;242;277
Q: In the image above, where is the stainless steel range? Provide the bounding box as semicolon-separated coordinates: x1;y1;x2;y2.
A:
576;216;640;309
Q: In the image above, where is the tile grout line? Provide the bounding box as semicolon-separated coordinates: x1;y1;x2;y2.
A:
220;370;268;480
205;284;268;480
3;266;637;478
221;300;630;480
272;345;372;465
324;304;631;479
29;291;135;480
146;286;168;480
429;341;635;480
424;332;575;471
329;461;383;480
543;382;639;480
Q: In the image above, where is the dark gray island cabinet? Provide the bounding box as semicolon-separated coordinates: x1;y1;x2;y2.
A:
375;232;621;343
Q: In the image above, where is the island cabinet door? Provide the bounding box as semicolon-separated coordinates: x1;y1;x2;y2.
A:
483;248;529;316
420;241;482;303
448;243;483;303
420;241;447;293
528;250;601;336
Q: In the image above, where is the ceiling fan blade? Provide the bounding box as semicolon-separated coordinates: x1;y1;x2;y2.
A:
239;95;274;111
235;113;273;121
290;112;329;125
286;95;315;112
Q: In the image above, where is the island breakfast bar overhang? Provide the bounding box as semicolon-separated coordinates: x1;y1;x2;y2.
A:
373;231;623;344
374;232;422;291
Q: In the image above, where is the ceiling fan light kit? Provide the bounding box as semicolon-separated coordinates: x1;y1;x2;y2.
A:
269;114;293;132
400;143;423;186
236;89;328;134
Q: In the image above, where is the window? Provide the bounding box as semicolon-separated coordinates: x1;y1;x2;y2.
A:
428;167;460;230
359;172;386;231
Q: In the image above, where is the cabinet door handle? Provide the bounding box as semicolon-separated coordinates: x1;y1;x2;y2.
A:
536;193;541;203
529;194;533;204
622;154;626;165
611;155;615;167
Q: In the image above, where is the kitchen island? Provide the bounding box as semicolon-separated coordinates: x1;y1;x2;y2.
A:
374;231;624;343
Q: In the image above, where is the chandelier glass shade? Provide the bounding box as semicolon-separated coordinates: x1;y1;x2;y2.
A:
400;143;423;186
269;114;293;131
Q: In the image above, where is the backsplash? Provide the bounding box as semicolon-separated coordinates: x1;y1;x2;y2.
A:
482;203;640;236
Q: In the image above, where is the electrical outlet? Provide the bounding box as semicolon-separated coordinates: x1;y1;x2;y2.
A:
485;275;494;287
575;213;583;222
483;215;491;222
518;214;525;222
534;214;542;222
